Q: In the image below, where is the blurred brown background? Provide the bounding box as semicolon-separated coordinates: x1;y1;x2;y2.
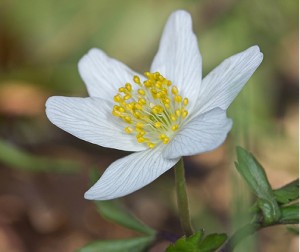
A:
0;0;298;251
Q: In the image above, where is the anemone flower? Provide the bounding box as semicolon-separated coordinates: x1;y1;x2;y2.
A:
46;10;263;200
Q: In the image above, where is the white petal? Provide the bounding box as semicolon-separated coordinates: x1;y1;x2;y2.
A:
163;108;232;159
151;10;202;108
85;146;179;200
195;46;263;114
78;48;143;99
46;96;146;152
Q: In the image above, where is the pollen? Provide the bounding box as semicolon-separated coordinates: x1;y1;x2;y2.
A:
112;72;189;148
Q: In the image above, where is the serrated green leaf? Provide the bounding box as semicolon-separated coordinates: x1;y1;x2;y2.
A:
77;236;154;252
273;179;299;204
0;139;80;173
166;231;204;252
235;147;281;224
95;200;155;235
198;233;227;252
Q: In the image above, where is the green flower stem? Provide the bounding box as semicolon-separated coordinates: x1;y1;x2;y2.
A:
174;158;194;236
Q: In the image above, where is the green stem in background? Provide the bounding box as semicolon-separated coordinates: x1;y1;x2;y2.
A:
174;158;194;236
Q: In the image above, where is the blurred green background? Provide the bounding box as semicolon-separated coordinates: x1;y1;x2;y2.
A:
0;0;298;251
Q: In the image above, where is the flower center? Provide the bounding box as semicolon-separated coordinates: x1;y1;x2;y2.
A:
112;72;189;149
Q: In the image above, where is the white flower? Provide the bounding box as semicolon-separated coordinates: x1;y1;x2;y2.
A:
46;10;263;200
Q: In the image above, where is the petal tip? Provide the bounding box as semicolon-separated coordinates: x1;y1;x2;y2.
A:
169;9;192;25
84;186;104;200
171;9;191;17
45;96;60;108
84;187;115;201
84;190;96;200
78;48;101;69
249;45;264;59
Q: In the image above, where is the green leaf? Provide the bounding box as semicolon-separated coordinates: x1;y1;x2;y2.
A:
198;233;227;252
273;179;299;204
166;231;204;252
280;203;299;223
166;232;226;252
95;200;155;235
235;146;281;224
77;236;154;252
89;168;155;235
0;139;80;173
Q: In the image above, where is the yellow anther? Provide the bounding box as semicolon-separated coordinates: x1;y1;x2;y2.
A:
124;94;131;100
163;98;170;104
112;110;120;117
119;107;125;113
137;137;145;143
125;127;133;134
158;75;164;81
114;94;122;102
161;88;167;95
182;110;188;118
138;98;146;105
152;108;159;114
125;83;132;91
172;124;178;131
183;98;189;106
113;105;120;111
176;109;181;117
172;86;178;95
133;111;142;119
151;89;158;98
156;92;163;98
138;89;145;96
136;122;144;129
171;115;177;121
175;95;182;103
148;142;155;148
112;105;124;116
119;87;126;93
126;103;134;110
134;103;143;110
136;127;145;133
155;81;162;89
123;116;132;123
152;105;163;114
162;137;169;144
158;90;167;98
133;75;141;85
160;134;167;140
144;80;152;88
154;122;161;128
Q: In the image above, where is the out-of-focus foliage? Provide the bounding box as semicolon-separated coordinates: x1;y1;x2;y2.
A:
95;200;156;235
77;236;154;252
0;0;298;251
0;139;80;172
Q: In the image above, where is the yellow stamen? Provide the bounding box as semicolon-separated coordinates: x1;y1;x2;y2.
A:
111;72;190;149
125;127;133;134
